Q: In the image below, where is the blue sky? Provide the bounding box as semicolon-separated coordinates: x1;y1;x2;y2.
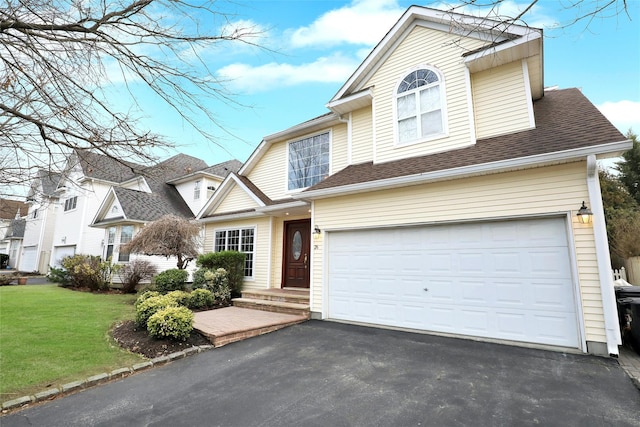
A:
119;0;640;166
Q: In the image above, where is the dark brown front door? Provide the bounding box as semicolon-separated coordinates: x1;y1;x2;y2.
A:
282;219;311;288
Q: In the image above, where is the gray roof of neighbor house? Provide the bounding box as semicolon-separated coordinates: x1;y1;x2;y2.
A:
0;199;28;220
75;149;141;183
5;218;25;238
304;88;626;193
202;159;243;178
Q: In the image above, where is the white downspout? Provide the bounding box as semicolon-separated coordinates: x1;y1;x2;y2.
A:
587;155;621;356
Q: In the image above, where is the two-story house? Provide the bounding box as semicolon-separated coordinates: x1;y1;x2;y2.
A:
0;199;29;268
196;6;631;356
19;170;62;273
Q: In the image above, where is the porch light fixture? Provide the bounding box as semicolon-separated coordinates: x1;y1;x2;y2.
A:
313;225;321;240
577;201;593;224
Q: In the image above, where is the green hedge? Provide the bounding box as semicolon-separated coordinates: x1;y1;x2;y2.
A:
154;269;188;293
196;251;245;296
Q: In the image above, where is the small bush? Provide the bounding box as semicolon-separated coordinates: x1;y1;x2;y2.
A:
47;266;71;287
147;306;194;341
188;288;214;309
192;268;231;306
118;259;158;294
196;251;245;296
191;268;207;289
134;295;177;328
166;290;191;307
154;269;188;293
134;290;161;309
60;254;118;291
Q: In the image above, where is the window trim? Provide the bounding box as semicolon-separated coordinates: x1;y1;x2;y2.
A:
285;129;332;193
393;65;448;147
213;226;256;280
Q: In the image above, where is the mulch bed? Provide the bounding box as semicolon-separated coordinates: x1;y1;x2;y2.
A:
111;320;210;359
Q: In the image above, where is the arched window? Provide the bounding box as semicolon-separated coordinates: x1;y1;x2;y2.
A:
396;68;445;144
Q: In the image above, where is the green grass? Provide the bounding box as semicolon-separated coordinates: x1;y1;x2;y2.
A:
0;285;143;400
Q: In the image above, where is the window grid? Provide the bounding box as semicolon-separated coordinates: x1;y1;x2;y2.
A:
194;180;201;200
214;228;255;277
396;68;443;144
288;132;330;190
64;196;77;211
118;225;134;262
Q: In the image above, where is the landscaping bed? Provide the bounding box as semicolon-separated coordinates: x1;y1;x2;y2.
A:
111;320;210;358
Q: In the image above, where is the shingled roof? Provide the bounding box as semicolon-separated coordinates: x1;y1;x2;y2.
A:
74;150;141;183
305;88;626;193
202;160;243;178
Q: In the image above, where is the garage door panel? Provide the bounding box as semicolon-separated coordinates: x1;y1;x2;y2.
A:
327;218;579;349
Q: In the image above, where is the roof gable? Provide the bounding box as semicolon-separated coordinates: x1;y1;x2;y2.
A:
329;5;543;108
197;174;271;219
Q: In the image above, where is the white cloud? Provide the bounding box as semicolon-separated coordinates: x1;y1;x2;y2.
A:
597;100;640;135
289;0;404;48
216;53;360;93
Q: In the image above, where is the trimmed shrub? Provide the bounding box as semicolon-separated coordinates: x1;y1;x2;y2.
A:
154;269;188;293
47;266;71;287
118;259;158;294
196;251;245;296
191;268;207;290
134;290;161;309
166;290;191;307
188;288;214;309
61;254;117;291
147;306;194;341
134;295;177;328
192;268;231;306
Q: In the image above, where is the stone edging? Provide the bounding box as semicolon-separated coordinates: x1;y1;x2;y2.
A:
1;344;214;413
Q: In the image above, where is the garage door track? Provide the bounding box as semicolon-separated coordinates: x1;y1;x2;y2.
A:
3;321;639;426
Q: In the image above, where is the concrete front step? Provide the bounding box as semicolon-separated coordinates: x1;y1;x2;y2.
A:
232;297;310;318
241;289;310;304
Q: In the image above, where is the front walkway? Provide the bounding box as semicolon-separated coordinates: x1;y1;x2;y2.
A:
193;307;307;347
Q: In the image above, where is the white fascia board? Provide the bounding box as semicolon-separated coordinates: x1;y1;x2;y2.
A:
89;187;120;226
295;140;632;200
326;89;373;115
166;171;218;185
463;31;542;72
198;211;264;224
195;174;266;220
256;200;309;214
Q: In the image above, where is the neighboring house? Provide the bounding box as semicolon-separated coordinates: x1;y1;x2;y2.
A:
196;6;631;356
0;199;28;267
19;170;62;273
90;155;240;279
49;150;141;267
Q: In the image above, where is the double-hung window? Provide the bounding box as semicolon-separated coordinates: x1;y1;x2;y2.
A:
118;225;134;262
214;227;255;278
194;180;201;200
64;196;78;211
288;132;330;191
396;68;445;144
106;227;116;261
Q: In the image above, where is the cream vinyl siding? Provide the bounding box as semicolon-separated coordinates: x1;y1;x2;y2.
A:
331;123;348;174
364;25;484;163
351;106;374;164
247;141;288;201
203;217;271;291
312;162;605;343
472;60;533;139
215;184;261;214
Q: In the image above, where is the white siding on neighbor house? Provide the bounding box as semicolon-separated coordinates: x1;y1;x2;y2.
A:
174;177;223;216
216;184;261;214
203;217;272;291
20;201;56;273
51;179;110;260
104;200;123;220
351;106;374;165
312;162;606;344
471;60;533;139
364;25;484;164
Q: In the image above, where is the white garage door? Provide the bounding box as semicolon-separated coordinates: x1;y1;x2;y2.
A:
20;246;38;272
52;246;76;268
328;217;580;348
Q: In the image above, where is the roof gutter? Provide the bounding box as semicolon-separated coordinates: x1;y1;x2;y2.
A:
294;139;632;201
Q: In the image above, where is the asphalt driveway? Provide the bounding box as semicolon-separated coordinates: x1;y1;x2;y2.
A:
3;321;640;426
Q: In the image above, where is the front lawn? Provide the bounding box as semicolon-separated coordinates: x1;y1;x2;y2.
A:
0;285;143;401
